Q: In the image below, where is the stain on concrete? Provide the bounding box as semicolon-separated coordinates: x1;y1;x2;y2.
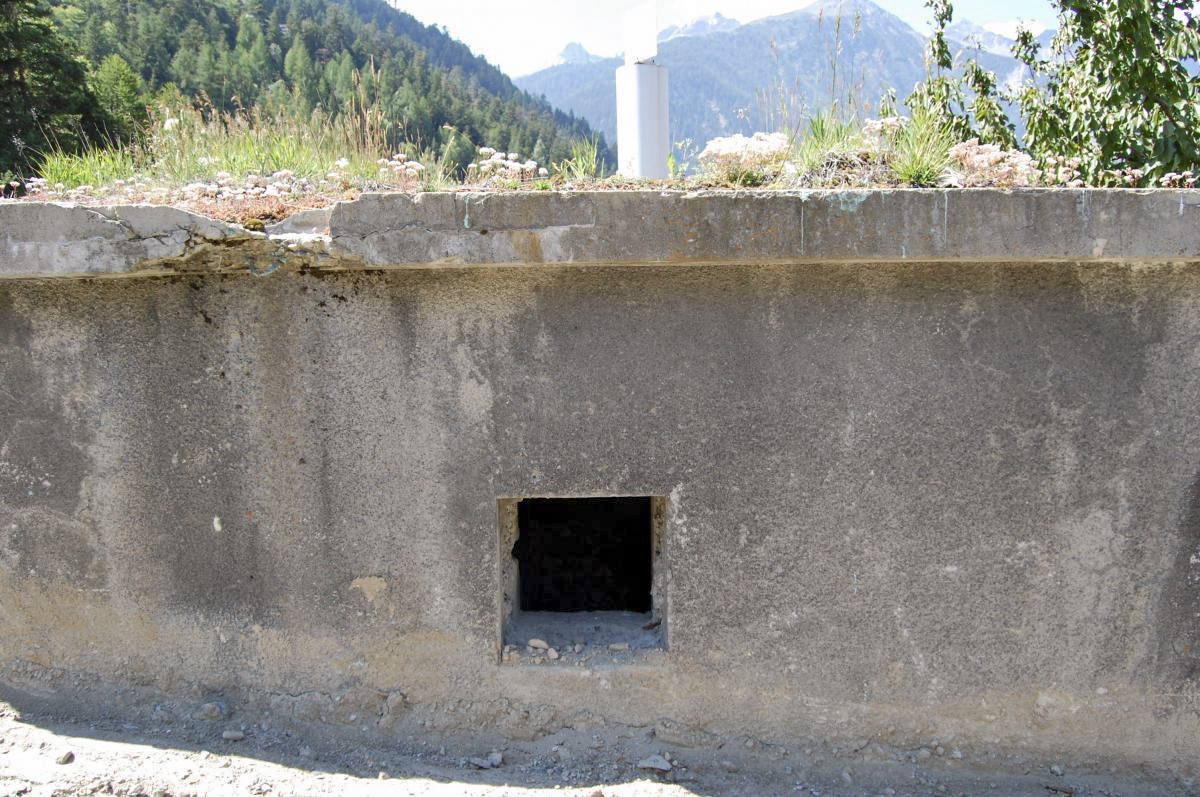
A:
1156;468;1200;692
0;290;90;517
510;230;544;264
350;576;388;604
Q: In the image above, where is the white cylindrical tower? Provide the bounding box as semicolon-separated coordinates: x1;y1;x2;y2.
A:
616;62;669;179
616;2;669;179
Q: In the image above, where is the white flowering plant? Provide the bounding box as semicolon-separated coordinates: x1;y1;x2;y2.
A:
697;132;791;186
946;139;1042;187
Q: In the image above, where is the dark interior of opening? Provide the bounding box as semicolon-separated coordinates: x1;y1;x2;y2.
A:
513;496;652;613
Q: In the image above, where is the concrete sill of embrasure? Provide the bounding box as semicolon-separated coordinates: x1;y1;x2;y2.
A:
1;188;1199;280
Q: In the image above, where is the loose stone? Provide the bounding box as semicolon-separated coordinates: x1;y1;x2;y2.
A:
527;638;549;650
608;643;630;652
1051;763;1065;776
56;751;75;765
222;730;245;741
469;756;494;769
547;648;559;660
487;751;503;767
638;754;673;772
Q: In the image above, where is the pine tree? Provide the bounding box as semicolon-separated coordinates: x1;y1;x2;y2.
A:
0;0;105;181
441;126;476;176
231;14;270;107
90;54;145;139
284;32;319;112
169;22;206;97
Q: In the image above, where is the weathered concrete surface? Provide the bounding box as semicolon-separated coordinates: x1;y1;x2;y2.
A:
1;193;1199;786
331;189;1200;267
3;189;1200;280
0;203;251;278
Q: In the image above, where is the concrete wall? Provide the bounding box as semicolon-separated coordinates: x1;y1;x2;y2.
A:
1;191;1199;777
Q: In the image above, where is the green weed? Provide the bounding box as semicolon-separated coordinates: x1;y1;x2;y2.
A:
415;148;455;192
792;110;862;175
552;136;603;180
891;109;955;186
36;144;139;189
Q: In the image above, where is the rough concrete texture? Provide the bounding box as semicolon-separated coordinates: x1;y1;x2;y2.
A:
1;192;1199;789
0;203;251;278
2;189;1200;280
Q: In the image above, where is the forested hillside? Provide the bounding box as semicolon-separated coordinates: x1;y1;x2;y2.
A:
3;0;610;179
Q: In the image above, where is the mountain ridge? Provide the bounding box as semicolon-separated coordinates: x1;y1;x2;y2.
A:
516;0;1021;153
658;12;741;43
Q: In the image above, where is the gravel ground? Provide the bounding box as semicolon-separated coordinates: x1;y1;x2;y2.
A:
0;700;1192;797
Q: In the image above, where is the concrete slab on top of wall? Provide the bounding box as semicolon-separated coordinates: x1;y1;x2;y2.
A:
1;189;1200;279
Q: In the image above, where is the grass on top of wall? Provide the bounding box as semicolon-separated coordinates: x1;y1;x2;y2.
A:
36;99;384;191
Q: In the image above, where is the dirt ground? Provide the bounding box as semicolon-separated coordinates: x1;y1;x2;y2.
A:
0;699;1193;797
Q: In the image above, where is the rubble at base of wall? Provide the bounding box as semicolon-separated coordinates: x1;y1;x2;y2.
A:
4;657;1193;795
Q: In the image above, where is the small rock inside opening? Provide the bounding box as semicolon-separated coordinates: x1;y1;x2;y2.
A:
513;496;652;612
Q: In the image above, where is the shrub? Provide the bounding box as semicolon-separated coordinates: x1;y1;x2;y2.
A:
909;0;1200;184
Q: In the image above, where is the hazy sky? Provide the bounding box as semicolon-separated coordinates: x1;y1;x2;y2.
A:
390;0;1056;77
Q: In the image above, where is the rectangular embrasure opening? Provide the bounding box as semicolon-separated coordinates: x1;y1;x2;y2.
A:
517;497;651;612
499;495;666;662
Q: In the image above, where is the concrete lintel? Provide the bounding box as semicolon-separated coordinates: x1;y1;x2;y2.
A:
2;189;1199;280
